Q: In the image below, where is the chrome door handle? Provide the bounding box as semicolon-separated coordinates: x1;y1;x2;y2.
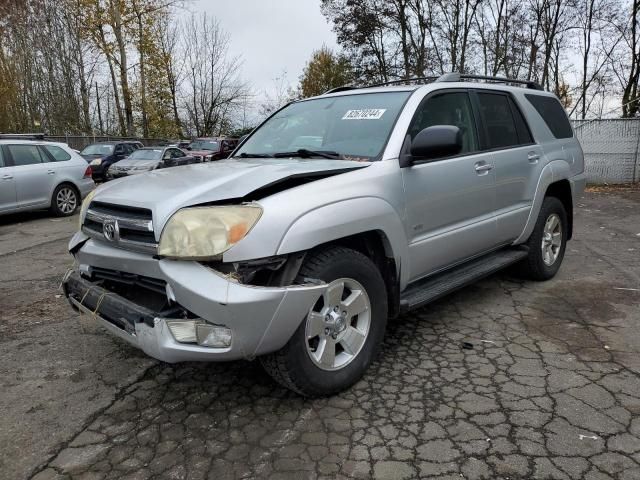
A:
47;170;55;175
527;152;540;163
1;174;13;180
474;163;494;173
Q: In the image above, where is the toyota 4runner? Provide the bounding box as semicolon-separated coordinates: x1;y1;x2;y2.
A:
63;73;586;397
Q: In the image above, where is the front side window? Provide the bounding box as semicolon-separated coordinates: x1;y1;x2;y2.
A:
81;144;114;156
236;91;411;160
128;149;163;161
43;145;71;162
0;148;4;167
172;149;185;158
408;91;479;154
7;144;44;166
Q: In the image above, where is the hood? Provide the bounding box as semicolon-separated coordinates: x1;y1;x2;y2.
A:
91;158;370;230
113;159;159;169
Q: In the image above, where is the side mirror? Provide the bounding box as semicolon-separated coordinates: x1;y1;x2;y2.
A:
402;125;463;167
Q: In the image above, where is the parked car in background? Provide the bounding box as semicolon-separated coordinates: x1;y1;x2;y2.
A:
107;146;198;178
0;140;94;217
187;137;238;162
80;141;134;181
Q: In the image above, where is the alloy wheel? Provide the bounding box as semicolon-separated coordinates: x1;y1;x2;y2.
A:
305;277;371;371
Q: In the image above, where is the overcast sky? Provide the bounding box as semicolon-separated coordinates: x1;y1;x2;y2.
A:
192;0;338;97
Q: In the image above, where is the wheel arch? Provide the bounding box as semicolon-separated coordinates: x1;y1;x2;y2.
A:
514;161;574;244
51;181;80;208
545;179;573;240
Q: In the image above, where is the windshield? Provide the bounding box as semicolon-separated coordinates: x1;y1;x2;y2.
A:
190;140;219;151
81;144;114;155
128;149;163;160
235;91;411;160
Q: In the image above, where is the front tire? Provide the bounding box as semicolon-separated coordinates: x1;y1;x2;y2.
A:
50;184;79;217
519;196;568;281
260;246;388;397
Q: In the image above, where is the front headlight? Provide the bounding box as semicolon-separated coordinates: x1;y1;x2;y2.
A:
78;189;97;228
89;158;102;166
158;205;262;259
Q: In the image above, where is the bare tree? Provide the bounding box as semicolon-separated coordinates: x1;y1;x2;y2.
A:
181;14;248;136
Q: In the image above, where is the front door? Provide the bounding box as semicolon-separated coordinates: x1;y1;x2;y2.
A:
402;90;498;282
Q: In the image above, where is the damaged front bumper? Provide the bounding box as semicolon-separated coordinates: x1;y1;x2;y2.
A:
63;235;326;363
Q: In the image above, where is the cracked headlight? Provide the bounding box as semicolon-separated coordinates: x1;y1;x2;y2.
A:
158;205;262;260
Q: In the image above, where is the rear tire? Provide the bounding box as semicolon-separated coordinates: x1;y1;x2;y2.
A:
50;184;79;217
518;196;568;281
260;246;388;397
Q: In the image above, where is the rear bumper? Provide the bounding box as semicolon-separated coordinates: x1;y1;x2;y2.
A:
63;237;325;362
77;178;95;198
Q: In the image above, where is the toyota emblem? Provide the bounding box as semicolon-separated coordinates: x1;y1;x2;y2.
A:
103;219;118;242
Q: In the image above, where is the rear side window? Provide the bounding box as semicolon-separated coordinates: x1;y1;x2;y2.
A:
525;94;573;139
43;145;71;162
476;93;521;149
7;144;44;166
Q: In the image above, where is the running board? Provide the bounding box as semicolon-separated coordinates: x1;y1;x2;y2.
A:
399;247;528;313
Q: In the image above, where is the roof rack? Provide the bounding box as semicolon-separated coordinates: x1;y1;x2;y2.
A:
0;133;46;140
323;72;543;95
437;72;543;90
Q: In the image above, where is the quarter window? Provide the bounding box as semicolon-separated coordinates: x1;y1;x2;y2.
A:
408;92;479;154
7;144;44;166
525;94;573;139
43;145;71;162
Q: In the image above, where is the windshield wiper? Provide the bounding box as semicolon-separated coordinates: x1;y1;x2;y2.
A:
272;149;342;160
234;152;274;158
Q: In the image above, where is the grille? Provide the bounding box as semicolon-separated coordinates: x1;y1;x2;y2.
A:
82;201;157;254
91;267;167;294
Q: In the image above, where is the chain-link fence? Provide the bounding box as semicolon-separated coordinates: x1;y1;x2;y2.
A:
32;123;640;185
572;119;640;184
44;135;168;151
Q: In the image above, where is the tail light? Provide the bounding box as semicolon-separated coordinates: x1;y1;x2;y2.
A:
83;166;92;178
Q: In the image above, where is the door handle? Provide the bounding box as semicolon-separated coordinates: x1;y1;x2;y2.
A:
527;152;540;163
474;162;494;173
1;174;13;180
47;170;56;175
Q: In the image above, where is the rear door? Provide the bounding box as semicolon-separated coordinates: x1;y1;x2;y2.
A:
401;89;498;281
472;91;544;242
0;147;17;212
5;143;53;207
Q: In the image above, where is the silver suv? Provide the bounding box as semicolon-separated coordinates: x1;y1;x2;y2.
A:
63;74;585;396
0;140;95;217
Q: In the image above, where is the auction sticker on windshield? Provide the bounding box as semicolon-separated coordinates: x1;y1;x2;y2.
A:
342;109;386;120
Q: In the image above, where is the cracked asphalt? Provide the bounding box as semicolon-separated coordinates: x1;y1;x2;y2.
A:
1;188;640;480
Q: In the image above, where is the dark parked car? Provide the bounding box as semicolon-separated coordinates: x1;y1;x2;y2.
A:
187;137;238;162
80;142;134;181
107;146;198;178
